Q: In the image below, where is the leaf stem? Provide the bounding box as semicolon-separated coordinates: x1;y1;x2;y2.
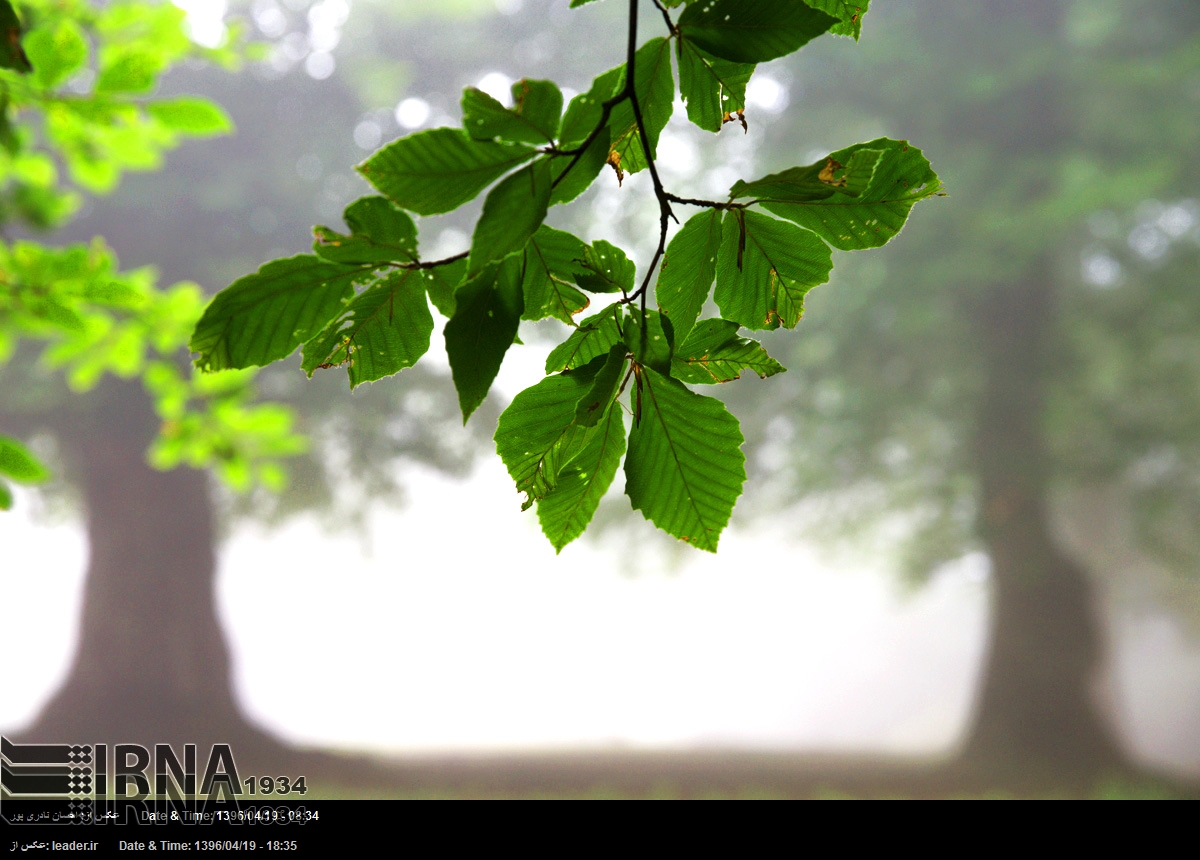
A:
394;250;468;271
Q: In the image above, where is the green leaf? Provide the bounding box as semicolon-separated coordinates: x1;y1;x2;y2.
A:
550;66;621;204
191;255;371;371
314;196;419;265
537;406;627;552
445;256;524;422
678;0;837;64
0;481;11;510
495;356;605;507
802;0;871;40
656;208;722;343
624;366;745;552
0;435;50;483
606;37;674;179
670;318;786;384
467;158;552;277
714;210;832;330
625;308;674;376
358;128;537;216
739;138;942;250
521;226;591;325
575;240;635;294
550;126;610;205
23;19;87;88
145;98;233;136
676;39;755;133
731;147;882;201
545;304;626;373
575;345;627;427
559;66;622;146
462;78;562;145
422;257;467;318
0;0;32;73
300;269;433;387
95;47;164;94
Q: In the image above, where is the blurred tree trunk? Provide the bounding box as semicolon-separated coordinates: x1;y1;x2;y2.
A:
19;379;278;758
961;271;1127;782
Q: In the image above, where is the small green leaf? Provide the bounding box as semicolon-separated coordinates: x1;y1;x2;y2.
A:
0;435;50;483
495;355;605;506
714;210;832;330
0;481;11;510
678;0;837;64
670;318;786;384
606;37;674;179
624;367;746;552
802;0;871;40
740;138;942;250
575;345;627;426
445;256;524;422
676;39;754;133
545;304;626;373
313;196;419;265
537;406;626;552
23;19;87;88
191;255;372;371
95;47;164;94
145;98;233;136
521;226;591;325
467;158;552;277
575;240;635;294
358;127;537;216
300;269;433;387
625;308;674;376
462;78;562;145
656;208;723;343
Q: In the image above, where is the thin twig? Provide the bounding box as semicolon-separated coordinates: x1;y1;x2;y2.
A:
395;250;469;271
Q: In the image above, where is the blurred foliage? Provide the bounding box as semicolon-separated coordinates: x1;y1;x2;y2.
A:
0;0;305;505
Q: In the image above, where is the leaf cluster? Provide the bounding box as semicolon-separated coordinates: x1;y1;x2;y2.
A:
189;0;940;552
0;0;304;504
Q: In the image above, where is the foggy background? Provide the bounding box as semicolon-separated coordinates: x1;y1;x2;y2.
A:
2;0;1199;792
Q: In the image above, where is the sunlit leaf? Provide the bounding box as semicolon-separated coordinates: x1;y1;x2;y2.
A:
670;318;786;384
714;210;832;330
624;366;745;552
313;196;419;265
656;208;722;343
676;39;754;133
191;256;373;371
545;304;626;373
537;406;626;552
300;269;433;387
737;139;941;250
358;127;537;216
495;355;604;506
521;226;591;325
462;78;562;145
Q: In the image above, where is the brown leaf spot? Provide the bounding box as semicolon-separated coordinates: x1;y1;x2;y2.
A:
721;109;747;133
818;157;847;187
